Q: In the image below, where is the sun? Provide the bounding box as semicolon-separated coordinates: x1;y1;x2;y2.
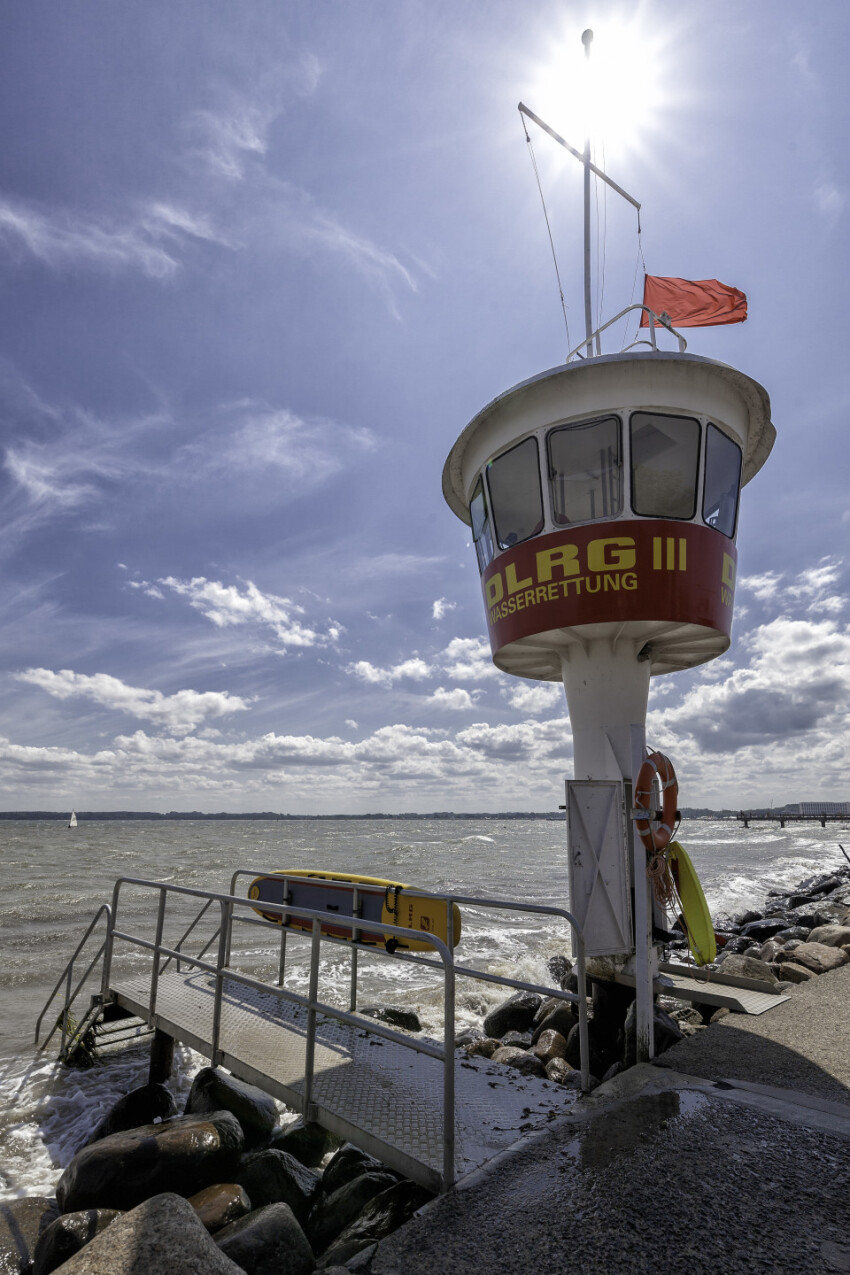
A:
524;11;676;167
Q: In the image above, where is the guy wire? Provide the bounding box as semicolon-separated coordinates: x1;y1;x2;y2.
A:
521;111;571;357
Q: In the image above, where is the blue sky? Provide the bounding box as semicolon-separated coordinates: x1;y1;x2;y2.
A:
0;0;847;813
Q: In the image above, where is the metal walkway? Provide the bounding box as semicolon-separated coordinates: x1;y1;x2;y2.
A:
35;871;590;1194
111;966;573;1192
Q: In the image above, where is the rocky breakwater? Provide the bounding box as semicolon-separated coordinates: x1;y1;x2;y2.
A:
700;864;850;985
463;864;850;1088
0;1067;431;1275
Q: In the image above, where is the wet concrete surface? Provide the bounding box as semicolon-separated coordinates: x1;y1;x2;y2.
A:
368;1068;850;1275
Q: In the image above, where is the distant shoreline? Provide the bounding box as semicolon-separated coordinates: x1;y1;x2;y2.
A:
0;808;737;821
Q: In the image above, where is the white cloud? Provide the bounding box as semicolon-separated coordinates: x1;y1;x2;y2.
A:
348;657;431;687
209;403;375;484
0;194;223;279
441;637;498;681
814;182;845;224
159;576;332;652
432;597;456;621
15;668;251;736
186;104;270;181
504;681;563;713
429;687;479;711
740;572;781;601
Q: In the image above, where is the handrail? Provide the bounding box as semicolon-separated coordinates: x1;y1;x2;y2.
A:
34;903;111;1054
105;875;457;1187
84;870;590;1191
566;303;687;362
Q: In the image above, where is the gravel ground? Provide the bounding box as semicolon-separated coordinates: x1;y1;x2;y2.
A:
370;1083;850;1275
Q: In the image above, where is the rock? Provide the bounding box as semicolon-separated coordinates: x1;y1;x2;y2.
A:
738;917;789;941
717;953;779;985
0;1197;60;1275
490;1046;547;1077
358;1005;422;1032
757;939;783;964
777;942;850;975
267;1117;340;1168
545;1057;574;1083
47;1193;242;1274
731;909;762;927
814;903;850;927
56;1112;244;1213
710;1007;731;1022
321;1145;385;1198
463;1037;499;1059
772;926;811;943
547;954;572;983
777;962;816;984
623;1003;683;1065
215;1203;314;1275
187;1184;251;1233
601;1060;627;1083
84;1085;176;1148
530;1002;578;1045
32;1210;122;1275
317;1180;431;1268
721;937;761;955
184;1068;277;1150
482;991;541;1038
532;1029;568;1065
307;1171;398;1254
499;1030;533;1049
807;924;850;948
236;1150;320;1223
454;1028;485;1048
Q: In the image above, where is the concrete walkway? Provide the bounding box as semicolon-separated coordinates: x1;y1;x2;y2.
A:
366;967;850;1275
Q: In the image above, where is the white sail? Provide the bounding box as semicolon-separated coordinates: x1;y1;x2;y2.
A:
68;810;77;828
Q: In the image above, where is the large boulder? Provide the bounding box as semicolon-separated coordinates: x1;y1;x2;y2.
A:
358;1006;422;1032
84;1085;176;1148
806;924;850;948
717;953;779;985
32;1210;122;1275
184;1068;277;1150
268;1117;340;1168
0;1197;60;1275
532;1029;568;1065
320;1145;385;1198
530;1000;578;1045
215;1203;314;1275
235;1149;320;1222
317;1181;431;1268
777;942;850;975
56;1111;244;1213
45;1194;242;1274
490;1046;546;1077
187;1184;252;1234
623;1003;683;1066
482;991;541;1039
307;1171;398;1254
738;917;789;941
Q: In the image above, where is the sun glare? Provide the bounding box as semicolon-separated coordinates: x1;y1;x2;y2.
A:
525;12;673;166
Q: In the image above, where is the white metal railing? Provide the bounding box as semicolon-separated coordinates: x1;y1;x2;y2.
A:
34;903;112;1059
566;303;687;363
37;871;589;1192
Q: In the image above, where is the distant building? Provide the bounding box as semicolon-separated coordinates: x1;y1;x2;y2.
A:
796;801;850;815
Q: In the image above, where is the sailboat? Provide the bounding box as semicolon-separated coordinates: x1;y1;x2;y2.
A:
68;810;77;828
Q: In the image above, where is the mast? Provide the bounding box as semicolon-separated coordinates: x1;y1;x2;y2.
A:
582;28;594;357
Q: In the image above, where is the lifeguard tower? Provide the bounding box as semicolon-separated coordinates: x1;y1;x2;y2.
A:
442;51;775;1057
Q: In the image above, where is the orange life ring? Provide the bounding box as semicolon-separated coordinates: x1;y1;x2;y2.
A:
635;751;678;851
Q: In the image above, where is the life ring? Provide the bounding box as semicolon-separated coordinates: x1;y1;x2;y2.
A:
635;751;678;851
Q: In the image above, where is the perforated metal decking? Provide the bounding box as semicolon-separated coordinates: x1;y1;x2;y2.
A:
112;969;574;1193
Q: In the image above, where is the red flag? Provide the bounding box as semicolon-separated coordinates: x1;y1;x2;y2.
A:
640;275;747;327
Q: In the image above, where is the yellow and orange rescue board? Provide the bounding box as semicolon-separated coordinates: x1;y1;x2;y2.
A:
247;869;462;952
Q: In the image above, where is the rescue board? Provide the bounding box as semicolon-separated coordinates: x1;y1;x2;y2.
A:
667;841;716;966
247;869;461;952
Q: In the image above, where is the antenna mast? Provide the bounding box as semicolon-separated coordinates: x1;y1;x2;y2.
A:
518;29;641;359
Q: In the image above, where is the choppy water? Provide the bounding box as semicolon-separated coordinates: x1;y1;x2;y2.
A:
1;815;847;1200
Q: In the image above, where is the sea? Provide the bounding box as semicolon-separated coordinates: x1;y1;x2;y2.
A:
1;814;847;1202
